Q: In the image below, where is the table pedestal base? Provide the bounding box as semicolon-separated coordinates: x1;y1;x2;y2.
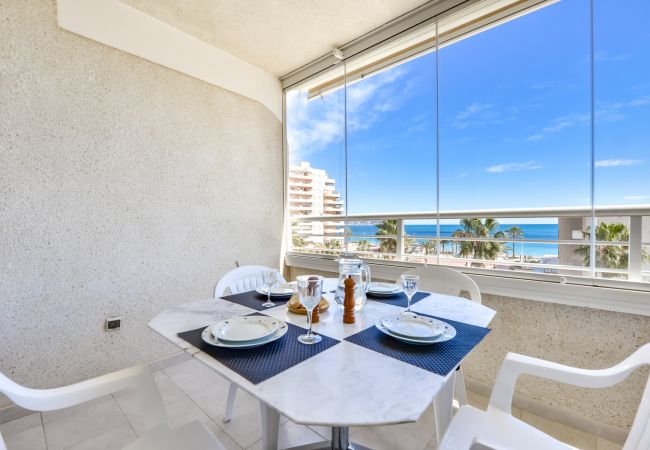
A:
285;427;372;450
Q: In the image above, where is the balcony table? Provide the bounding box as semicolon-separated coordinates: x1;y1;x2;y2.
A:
149;278;495;450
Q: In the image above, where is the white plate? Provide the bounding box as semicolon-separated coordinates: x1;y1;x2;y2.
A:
202;321;289;349
367;282;402;297
255;286;294;298
376;319;456;345
381;314;446;339
212;316;280;343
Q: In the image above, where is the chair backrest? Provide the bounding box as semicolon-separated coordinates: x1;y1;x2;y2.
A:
401;266;481;304
0;365;168;449
623;344;650;450
214;265;287;297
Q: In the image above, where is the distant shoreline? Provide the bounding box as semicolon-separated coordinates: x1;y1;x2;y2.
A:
347;223;560;257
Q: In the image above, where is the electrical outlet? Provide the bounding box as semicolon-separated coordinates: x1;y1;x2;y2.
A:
105;316;121;331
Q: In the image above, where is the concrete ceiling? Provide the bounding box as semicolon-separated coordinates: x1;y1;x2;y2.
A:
120;0;431;77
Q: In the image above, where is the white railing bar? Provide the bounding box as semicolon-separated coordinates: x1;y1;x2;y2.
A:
289;204;650;221
302;234;630;246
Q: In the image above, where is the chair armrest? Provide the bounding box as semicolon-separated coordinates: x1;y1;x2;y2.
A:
488;344;650;414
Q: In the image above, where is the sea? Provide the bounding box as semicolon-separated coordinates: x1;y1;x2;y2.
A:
347;223;559;257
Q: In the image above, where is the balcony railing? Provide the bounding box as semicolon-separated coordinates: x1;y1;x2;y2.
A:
288;205;650;284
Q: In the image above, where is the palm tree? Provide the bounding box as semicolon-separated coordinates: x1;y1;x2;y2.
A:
575;222;648;277
457;218;505;266
423;239;437;256
451;229;467;255
356;239;371;252
504;226;524;259
375;220;398;254
324;238;341;255
292;235;306;248
403;237;415;254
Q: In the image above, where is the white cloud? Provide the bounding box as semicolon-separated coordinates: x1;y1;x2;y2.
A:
485;161;543;173
629;96;650;107
542;120;574;133
286;68;408;162
595;159;644;167
451;102;496;129
623;195;650;201
526;134;544;141
456;102;494;120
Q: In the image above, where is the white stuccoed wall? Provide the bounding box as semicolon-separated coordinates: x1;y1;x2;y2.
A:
0;1;283;388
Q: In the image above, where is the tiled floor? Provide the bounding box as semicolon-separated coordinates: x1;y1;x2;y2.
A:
0;359;623;450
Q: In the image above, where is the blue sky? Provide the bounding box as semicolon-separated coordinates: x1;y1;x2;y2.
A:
286;0;649;216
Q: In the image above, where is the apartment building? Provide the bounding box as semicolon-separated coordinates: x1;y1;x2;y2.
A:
288;162;344;245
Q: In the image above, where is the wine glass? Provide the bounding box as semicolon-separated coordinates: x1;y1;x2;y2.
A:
296;275;323;344
261;270;278;308
400;274;419;317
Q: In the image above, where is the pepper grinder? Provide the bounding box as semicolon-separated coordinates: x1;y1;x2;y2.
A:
343;275;356;324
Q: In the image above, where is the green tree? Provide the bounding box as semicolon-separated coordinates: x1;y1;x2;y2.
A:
292;235;307;248
457;218;505;266
375;220;398;254
423;239;437;255
575;222;649;278
356;239;371;252
451;229;468;255
324;238;342;255
403;237;415;254
504;226;525;259
440;239;451;254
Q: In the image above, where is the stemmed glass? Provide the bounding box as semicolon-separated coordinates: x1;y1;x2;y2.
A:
296;275;323;344
400;274;419;317
261;270;278;308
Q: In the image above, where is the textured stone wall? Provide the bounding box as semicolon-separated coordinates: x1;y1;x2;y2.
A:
0;1;282;388
287;266;650;433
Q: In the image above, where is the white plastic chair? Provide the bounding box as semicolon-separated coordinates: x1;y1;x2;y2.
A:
0;366;226;450
214;265;286;423
214;265;286;298
403;266;481;304
439;344;650;450
401;266;481;407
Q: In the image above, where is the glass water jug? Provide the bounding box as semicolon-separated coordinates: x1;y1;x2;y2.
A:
334;252;371;311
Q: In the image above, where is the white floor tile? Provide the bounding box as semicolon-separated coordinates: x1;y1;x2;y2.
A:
244;420;324;450
203;420;244;450
41;396;112;424
3;425;46;450
42;396;128;450
183;375;234;420
597;437;623;450
114;372;189;419
126;394;210;437
64;423;138;450
307;424;331;440
520;411;597;450
211;391;265;449
163;359;225;396
350;405;436;450
0;413;41;437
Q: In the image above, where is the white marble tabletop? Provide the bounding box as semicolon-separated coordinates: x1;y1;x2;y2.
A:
148;281;495;427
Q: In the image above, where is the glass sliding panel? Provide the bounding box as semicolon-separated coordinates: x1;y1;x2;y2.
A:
347;220;400;260
593;0;650;208
404;219;438;264
346;51;437;214
286;65;345;254
438;0;592;211
593;0;649;283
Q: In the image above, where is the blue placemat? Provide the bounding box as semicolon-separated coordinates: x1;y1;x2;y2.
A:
177;315;340;384
366;291;429;308
221;290;291;311
345;313;490;377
